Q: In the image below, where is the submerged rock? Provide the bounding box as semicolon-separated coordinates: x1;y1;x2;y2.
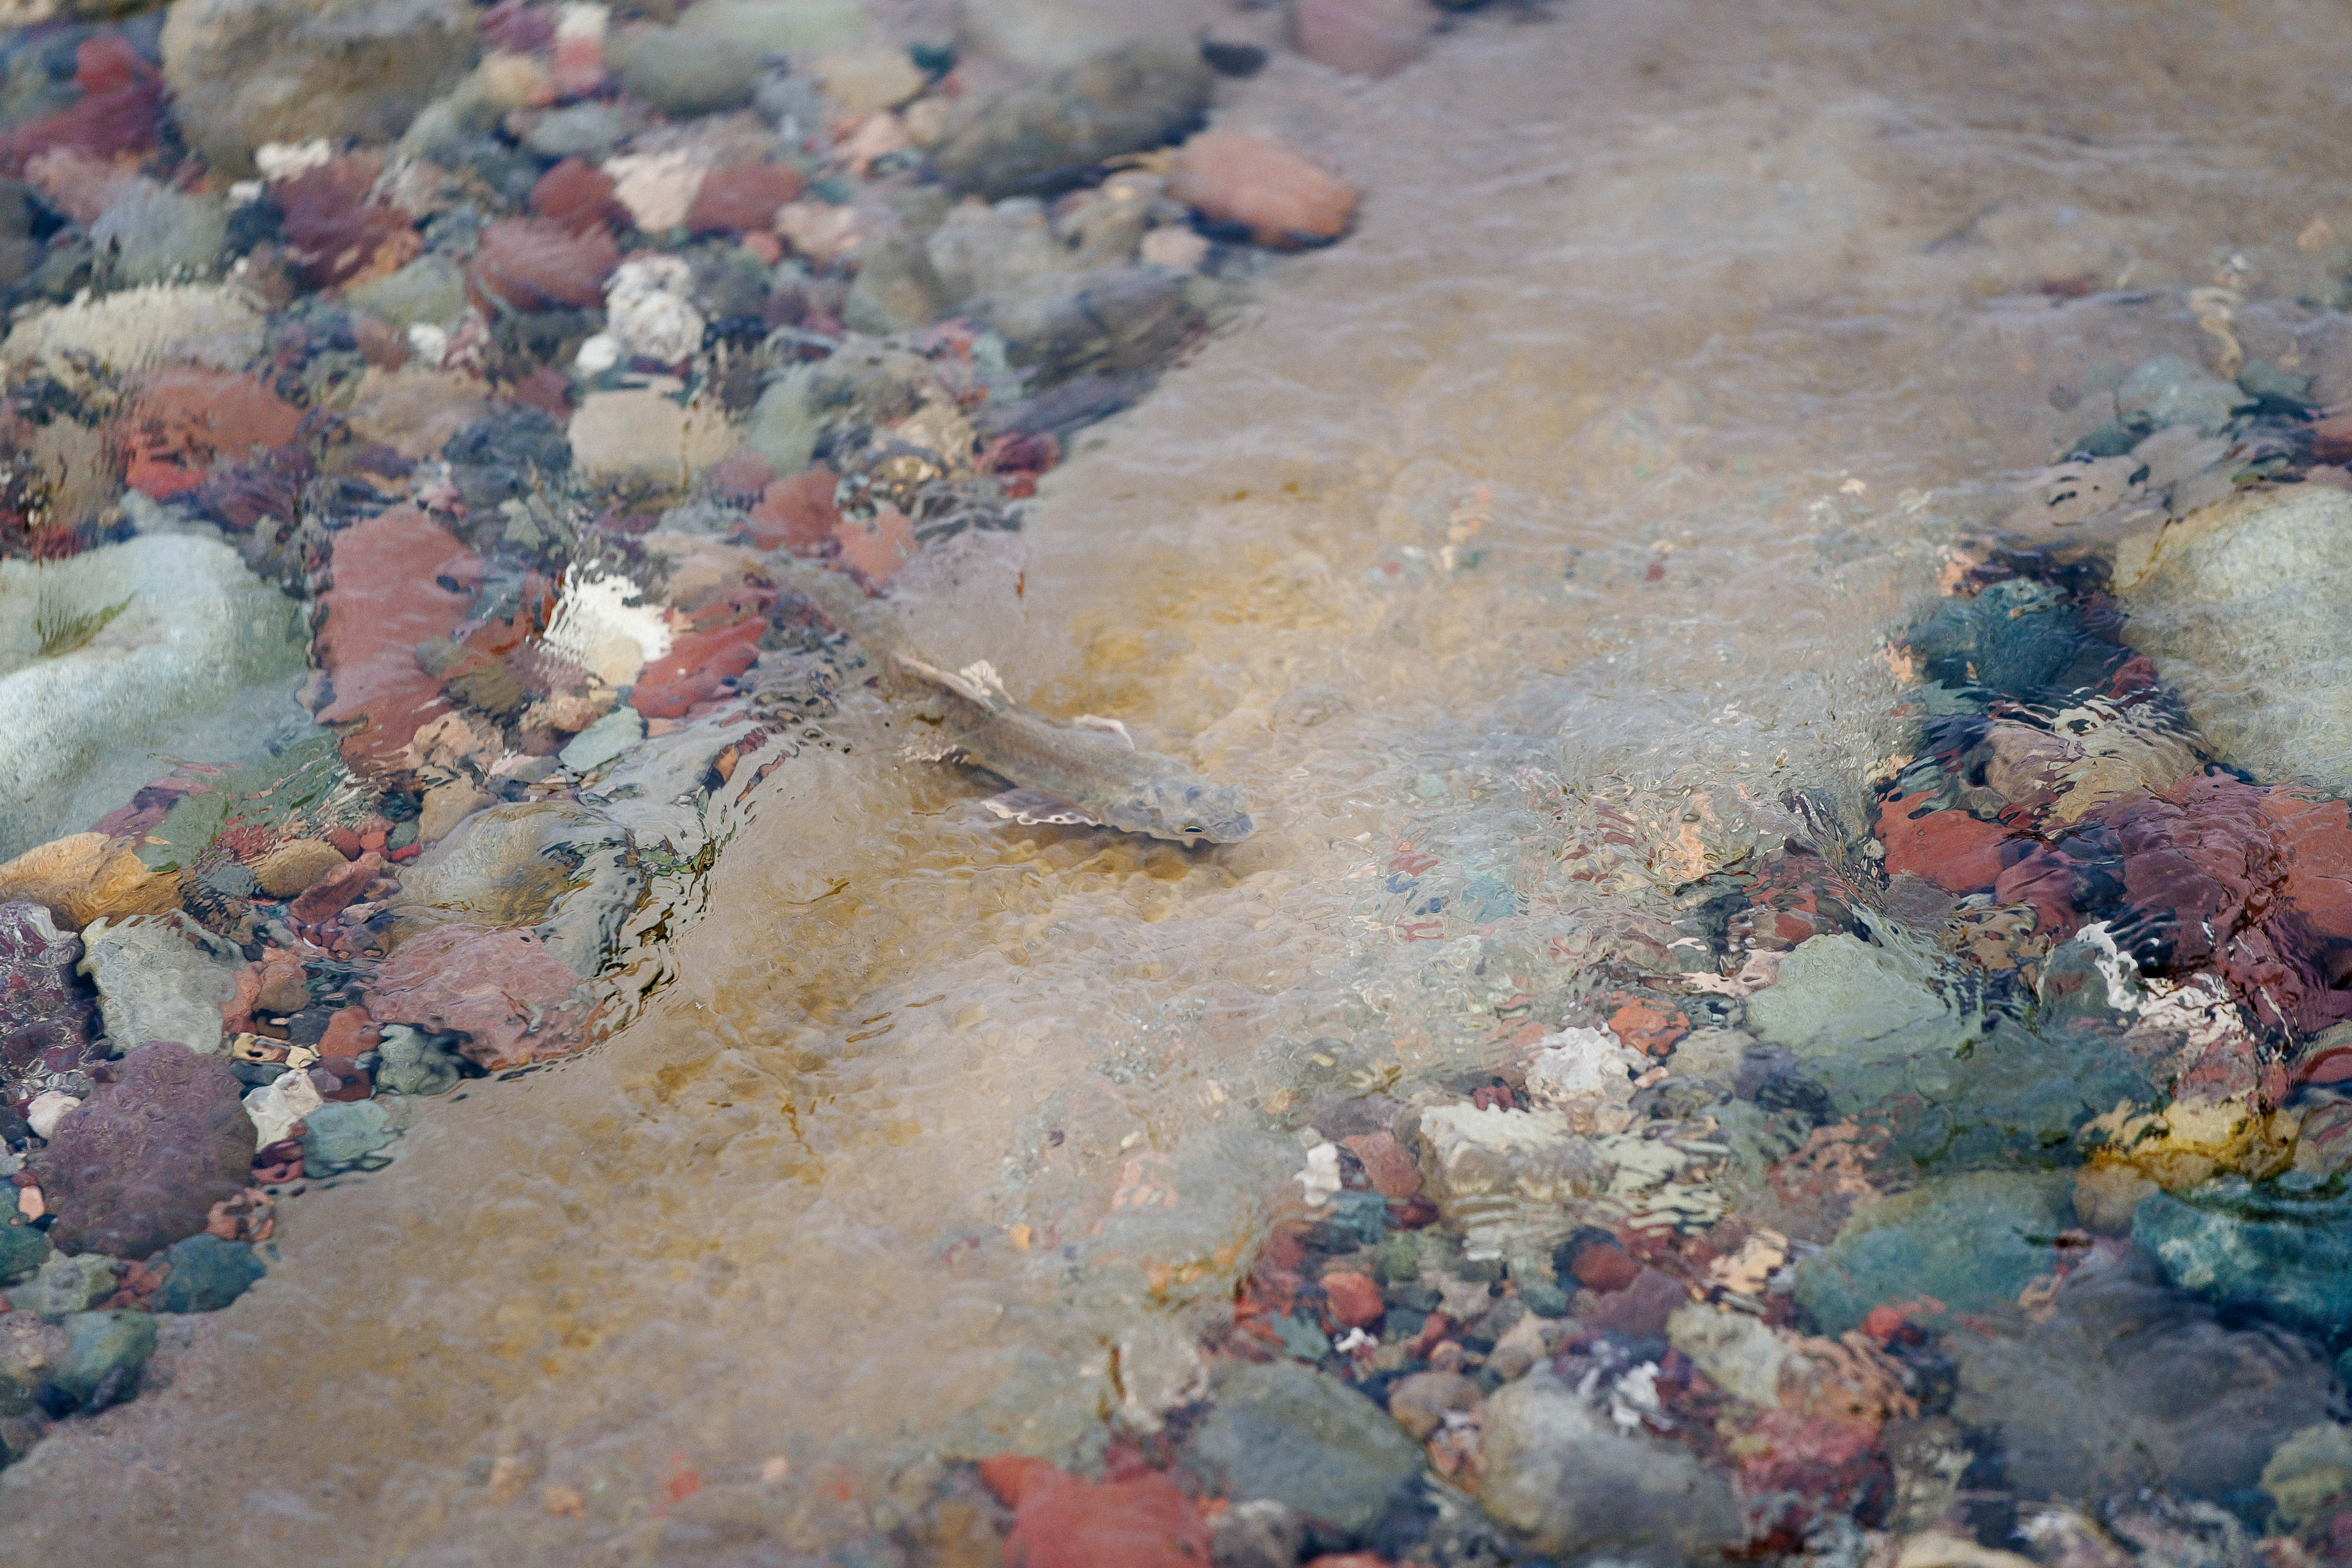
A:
1169;131;1359;248
303;1100;396;1171
162;0;481;173
77;912;246;1056
1179;1359;1425;1537
2114;484;2352;798
1478;1371;1743;1557
0;536;308;862
48;1309;155;1410
312;507;479;780
931;42;1212;199
2134;1176;2352;1337
366;926;584;1067
1949;1246;2336;1502
154;1234;266;1313
31;1042;256;1260
0;901;101;1090
1745;933;1970;1060
1793;1170;2074;1336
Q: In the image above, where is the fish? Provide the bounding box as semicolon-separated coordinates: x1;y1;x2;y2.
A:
775;557;1257;844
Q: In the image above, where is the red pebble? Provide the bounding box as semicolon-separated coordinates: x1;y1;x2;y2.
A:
317;1007;379;1059
976;1455;1211;1568
469;217;618;312
743;467;840;552
3;36;164;172
686;163;805;235
529;156;625;236
314;1057;373;1102
290;852;382;923
1567;1239;1639;1293
1321;1270;1385;1329
631;620;763;719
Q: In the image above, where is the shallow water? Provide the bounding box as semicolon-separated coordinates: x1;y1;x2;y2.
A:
12;0;2352;1560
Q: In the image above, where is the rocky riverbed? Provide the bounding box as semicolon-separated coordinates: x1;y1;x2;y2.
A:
6;0;2352;1564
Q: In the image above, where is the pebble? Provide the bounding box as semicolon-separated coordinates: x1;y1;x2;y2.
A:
2134;1175;2352;1337
1794;1170;2075;1336
2113;484;2352;798
311;507;480;779
366;926;584;1067
607;23;761;115
977;1454;1212;1568
1385;1368;1480;1441
0;1313;68;1417
1169;131;1359;248
0;901;101;1090
374;1024;464;1096
251;839;353;899
1947;1244;2335;1501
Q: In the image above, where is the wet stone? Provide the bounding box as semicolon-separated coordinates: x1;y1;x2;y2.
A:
155;1234;266;1313
6;1253;121;1318
931;42;1212;199
77;911;246;1056
1794;1170;2075;1336
30;1041;256;1260
2134;1175;2352;1338
1180;1359;1426;1538
0;900;100;1090
0;1313;68;1418
1477;1370;1743;1558
303;1100;397;1172
49;1309;156;1411
1948;1245;2337;1503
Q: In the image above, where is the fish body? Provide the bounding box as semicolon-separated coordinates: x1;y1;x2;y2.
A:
780;560;1256;844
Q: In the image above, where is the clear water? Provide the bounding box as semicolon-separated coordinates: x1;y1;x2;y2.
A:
11;0;2352;1559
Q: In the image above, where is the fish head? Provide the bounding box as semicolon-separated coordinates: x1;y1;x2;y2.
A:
1104;776;1257;844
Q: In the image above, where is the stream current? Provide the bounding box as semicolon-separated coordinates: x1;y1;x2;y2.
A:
10;0;2352;1560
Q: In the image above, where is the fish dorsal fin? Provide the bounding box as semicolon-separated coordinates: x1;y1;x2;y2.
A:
896;652;1001;711
1072;714;1135;749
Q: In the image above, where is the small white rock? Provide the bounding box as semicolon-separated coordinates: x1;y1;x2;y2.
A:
1296;1141;1342;1207
1140;225;1209;272
25;1090;81;1141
